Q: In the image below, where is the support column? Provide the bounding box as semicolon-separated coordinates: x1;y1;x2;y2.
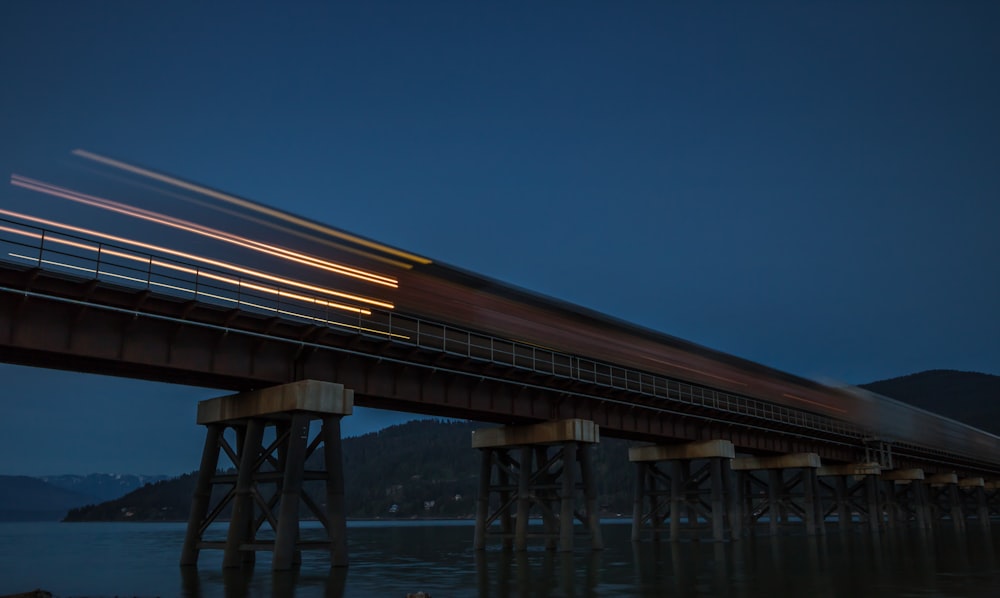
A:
882;468;925;529
959;478;989;531
628;440;736;542
272;412;310;570
322;416;348;567
926;473;964;532
732;453;823;536
472;419;602;552
224;420;265;568
181;424;223;566
179;380;353;570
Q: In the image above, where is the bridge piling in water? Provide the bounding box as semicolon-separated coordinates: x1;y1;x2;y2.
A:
925;472;966;533
472;419;602;552
179;380;353;570
628;440;737;542
881;469;929;531
816;462;882;533
957;477;990;531
732;453;824;536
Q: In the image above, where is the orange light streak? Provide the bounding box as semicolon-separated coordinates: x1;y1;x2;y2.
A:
5;252;407;339
646;356;748;387
783;393;847;414
72;149;432;265
0;224;371;314
0;208;394;310
11;175;398;288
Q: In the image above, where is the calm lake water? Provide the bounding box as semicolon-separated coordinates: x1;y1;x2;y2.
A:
1;520;999;597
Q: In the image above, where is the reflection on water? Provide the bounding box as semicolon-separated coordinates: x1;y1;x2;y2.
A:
2;521;1000;597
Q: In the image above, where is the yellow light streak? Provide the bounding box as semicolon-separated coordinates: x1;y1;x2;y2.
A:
11;175;398;288
0;209;394;310
6;252;409;340
75;165;417;270
72;149;432;265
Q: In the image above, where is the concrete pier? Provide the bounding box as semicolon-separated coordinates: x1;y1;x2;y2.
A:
628;440;738;542
472;419;602;552
180;380;353;570
817;462;882;533
732;453;824;536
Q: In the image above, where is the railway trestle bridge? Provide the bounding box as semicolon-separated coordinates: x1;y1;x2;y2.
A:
1;218;998;570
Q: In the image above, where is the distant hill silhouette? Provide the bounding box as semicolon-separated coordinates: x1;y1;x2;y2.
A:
859;369;1000;435
40;473;169;502
0;476;96;521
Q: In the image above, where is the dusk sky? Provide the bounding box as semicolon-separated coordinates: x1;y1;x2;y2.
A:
1;2;998;476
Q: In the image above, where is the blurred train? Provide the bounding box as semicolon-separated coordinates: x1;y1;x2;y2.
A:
19;150;999;470
389;259;1000;468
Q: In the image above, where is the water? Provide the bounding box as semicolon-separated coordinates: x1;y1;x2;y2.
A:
2;520;999;597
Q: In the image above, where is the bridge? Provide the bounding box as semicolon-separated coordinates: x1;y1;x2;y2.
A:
3;155;999;570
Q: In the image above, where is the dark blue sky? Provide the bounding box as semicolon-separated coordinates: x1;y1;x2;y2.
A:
1;2;998;475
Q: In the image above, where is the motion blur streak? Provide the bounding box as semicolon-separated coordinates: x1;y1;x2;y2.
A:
11;175;398;288
72;149;433;266
0;209;395;311
0;223;372;314
646;357;748;387
784;393;847;414
6;253;406;339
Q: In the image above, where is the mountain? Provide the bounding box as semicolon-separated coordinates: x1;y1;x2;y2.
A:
0;476;97;521
40;473;169;503
65;419;634;521
859;369;1000;435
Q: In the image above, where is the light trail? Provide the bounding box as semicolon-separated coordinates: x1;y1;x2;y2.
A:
74;164;418;270
5;252;409;339
783;393;847;414
11;175;398;288
645;356;748;387
72;149;432;266
0;223;372;314
0;209;395;310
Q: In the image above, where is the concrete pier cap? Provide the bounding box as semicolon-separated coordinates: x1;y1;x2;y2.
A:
817;462;882;477
628;439;735;462
925;472;959;486
197;380;354;424
471;418;599;449
731;453;821;471
959;477;985;488
882;468;925;482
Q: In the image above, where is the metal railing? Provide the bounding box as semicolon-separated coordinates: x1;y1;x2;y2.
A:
0;217;870;441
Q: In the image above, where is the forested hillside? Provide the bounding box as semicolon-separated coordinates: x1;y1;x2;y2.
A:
65;419;634;521
859;370;1000;435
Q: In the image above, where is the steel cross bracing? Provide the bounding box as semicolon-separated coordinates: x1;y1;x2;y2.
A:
0;218;989;469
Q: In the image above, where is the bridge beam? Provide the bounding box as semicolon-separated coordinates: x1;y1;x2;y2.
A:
628;440;738;543
472;419;602;552
732;453;824;536
179;380;353;571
